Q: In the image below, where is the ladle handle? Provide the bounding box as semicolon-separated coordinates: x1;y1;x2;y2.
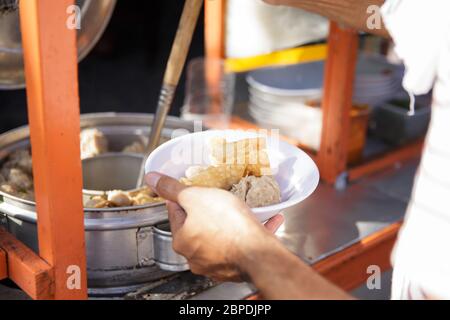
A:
137;0;204;187
163;0;204;87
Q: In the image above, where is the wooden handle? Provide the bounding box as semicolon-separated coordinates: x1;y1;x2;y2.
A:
163;0;204;86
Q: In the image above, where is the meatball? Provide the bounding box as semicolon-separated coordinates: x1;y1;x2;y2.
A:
230;175;281;208
80;128;108;159
8;168;33;191
122;141;145;154
107;190;132;207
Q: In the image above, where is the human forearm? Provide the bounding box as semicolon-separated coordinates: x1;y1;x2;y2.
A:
264;0;389;37
238;236;353;300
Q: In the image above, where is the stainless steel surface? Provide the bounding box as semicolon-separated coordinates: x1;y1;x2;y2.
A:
137;85;177;187
190;159;419;299
82;153;144;193
0;0;117;89
153;223;189;272
279;184;405;263
279;160;417;264
190;283;255;301
0;113;196;293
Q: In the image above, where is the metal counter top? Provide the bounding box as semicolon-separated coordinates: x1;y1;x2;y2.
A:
191;158;419;300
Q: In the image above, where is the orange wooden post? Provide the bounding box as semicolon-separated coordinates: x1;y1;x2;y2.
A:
318;22;359;185
0;248;7;280
19;0;87;299
204;0;227;125
205;0;226;60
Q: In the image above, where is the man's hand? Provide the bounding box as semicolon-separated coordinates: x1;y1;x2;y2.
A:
146;172;284;282
147;172;351;299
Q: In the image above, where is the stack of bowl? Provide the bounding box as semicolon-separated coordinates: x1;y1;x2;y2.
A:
246;54;404;150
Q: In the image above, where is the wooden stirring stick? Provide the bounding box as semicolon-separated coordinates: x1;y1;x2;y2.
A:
136;0;204;187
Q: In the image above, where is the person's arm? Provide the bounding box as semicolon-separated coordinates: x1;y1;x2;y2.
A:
146;173;353;300
263;0;389;37
237;232;351;300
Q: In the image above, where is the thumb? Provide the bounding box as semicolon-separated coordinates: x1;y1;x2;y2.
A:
166;200;187;235
145;172;187;203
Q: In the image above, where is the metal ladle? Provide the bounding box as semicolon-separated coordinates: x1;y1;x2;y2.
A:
135;0;204;187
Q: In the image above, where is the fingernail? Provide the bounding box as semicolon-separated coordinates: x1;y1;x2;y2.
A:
146;172;162;191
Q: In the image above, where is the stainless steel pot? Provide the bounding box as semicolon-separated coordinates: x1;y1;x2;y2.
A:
153;223;189;272
0;113;195;295
0;0;117;89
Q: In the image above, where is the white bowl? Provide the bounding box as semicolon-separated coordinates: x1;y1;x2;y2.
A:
145;130;320;222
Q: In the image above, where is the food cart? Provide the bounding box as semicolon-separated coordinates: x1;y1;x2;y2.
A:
0;0;424;300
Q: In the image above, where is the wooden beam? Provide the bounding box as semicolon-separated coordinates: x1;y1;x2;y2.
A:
313;222;401;291
348;140;424;182
0;248;7;280
205;0;226;60
19;0;87;299
0;228;54;299
318;23;359;184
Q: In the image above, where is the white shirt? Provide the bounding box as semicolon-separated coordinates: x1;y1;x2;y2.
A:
382;0;450;300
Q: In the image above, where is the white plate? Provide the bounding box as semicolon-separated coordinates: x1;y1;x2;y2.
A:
145;130;320;222
249;87;322;105
246;54;403;97
247;61;324;97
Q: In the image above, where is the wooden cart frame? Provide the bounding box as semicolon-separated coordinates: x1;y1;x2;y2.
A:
205;0;424;186
0;0;417;299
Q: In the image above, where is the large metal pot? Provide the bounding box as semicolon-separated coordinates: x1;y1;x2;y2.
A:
0;113;195;295
0;0;117;89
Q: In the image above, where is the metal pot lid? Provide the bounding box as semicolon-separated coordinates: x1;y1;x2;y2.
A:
0;0;117;90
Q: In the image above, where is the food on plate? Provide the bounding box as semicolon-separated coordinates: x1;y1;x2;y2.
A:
84;187;163;209
180;164;247;190
230;175;281;208
210;137;271;176
180;138;281;208
80;128;109;159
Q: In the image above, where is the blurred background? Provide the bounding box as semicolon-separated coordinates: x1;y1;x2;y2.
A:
0;0;434;301
0;0;205;132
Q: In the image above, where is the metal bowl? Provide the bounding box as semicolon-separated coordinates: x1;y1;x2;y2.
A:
0;0;117;89
82;153;145;194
